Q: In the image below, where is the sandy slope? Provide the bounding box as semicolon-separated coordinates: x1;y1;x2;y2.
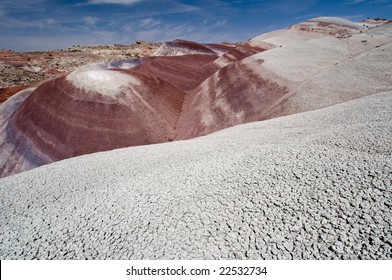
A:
0;91;391;260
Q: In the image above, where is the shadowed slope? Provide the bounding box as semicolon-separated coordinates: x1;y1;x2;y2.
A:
0;88;36;175
132;54;219;93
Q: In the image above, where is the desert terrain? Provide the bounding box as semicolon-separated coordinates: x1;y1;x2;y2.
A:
0;17;391;259
0;41;160;103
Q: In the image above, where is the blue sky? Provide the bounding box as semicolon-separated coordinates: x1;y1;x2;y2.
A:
0;0;391;51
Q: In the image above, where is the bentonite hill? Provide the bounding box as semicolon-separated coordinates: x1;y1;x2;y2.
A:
0;17;391;259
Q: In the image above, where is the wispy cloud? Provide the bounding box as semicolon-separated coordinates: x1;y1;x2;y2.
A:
262;0;319;15
0;16;44;29
0;0;48;14
139;18;161;27
368;0;392;5
45;18;56;25
83;16;99;26
135;22;193;41
343;0;392;6
122;24;133;32
343;0;367;4
215;19;228;26
88;0;142;5
158;1;200;14
135;20;237;43
1;0;391;51
1;0;47;7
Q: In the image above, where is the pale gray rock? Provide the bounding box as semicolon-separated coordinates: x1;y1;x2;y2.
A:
0;91;391;259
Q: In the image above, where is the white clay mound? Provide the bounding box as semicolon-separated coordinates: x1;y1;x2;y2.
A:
0;91;391;259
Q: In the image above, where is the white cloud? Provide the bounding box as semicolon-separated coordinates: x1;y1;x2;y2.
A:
343;0;367;4
139;18;161;27
215;19;228;26
0;16;44;29
83;16;99;26
263;0;318;15
136;23;187;41
88;0;142;5
135;22;237;43
122;24;133;32
45;18;56;25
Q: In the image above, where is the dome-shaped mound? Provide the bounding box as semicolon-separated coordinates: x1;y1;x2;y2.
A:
5;68;184;167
